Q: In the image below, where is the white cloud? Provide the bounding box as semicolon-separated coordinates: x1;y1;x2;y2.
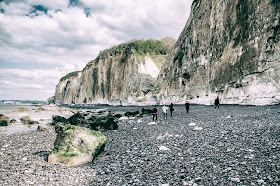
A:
26;0;69;10
0;0;193;100
0;2;30;16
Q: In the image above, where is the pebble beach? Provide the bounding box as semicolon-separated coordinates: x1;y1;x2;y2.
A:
0;104;280;185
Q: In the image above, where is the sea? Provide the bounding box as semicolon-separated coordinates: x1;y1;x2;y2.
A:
0;105;73;135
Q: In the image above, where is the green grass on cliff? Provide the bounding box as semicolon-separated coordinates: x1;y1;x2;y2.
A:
99;39;172;58
60;71;80;81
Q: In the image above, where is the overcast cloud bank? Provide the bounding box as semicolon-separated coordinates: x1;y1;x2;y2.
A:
0;0;192;100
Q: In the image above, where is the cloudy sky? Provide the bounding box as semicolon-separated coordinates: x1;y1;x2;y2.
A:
0;0;193;101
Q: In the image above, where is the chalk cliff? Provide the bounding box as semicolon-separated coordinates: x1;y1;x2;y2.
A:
156;0;280;105
55;38;176;105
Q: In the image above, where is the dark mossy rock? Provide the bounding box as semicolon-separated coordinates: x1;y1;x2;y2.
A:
105;117;118;130
29;120;39;124
132;111;140;116
113;113;122;118
0;114;9;126
67;112;84;125
20;116;39;125
66;112;91;128
125;111;132;117
141;108;153;115
90;116;118;131
124;111;140;117
52;115;67;124
10;119;17;123
88;115;96;121
0;120;8;126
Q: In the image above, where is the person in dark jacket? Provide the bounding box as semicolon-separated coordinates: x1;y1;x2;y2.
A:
152;106;157;121
185;101;190;113
215;97;220;109
169;103;174;117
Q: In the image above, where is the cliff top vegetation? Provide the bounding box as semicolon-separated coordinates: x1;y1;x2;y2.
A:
60;71;80;82
98;37;175;58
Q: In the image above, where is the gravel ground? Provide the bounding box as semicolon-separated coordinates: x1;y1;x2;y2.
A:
1;105;280;185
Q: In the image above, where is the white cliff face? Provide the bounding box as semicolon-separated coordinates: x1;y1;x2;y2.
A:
156;0;280;105
138;57;160;79
54;39;176;105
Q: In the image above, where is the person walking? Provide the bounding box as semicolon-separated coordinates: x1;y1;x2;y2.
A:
215;97;220;109
162;105;168;119
169;103;174;117
152;106;157;121
185;101;190;113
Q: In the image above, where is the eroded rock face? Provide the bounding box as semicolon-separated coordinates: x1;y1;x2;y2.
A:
156;0;280;105
54;38;176;105
48;124;107;167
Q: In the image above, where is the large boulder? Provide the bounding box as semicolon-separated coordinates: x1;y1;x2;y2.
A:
67;112;87;126
0;114;9;126
20;116;39;125
14;107;29;112
89;116;118;131
51;112;118;131
52;115;67;125
48;124;107;167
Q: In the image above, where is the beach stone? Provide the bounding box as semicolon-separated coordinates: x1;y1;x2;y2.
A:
156;133;171;141
178;174;185;179
10;119;17;123
159;146;170;151
195;177;202;183
37;125;47;131
20;116;39;125
35;107;47;112
193;127;203;131
89;116;118;131
67;112;85;126
230;177;240;182
15;107;29;112
52;115;67;124
0;114;9;126
188;123;196;126
48;124;107;166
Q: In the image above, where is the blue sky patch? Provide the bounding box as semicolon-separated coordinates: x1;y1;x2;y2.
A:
69;0;80;6
0;61;56;70
30;5;48;15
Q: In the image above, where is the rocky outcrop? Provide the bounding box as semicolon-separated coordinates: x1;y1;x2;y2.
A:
48;124;107;167
0;114;9;126
54;38;176;105
20;116;39;125
47;96;55;104
156;0;280;105
52;111;118;131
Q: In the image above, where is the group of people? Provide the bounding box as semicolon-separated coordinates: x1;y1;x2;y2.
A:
152;102;189;121
152;97;220;121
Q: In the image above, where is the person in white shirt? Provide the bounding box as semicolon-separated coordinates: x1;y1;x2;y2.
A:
162;105;168;119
